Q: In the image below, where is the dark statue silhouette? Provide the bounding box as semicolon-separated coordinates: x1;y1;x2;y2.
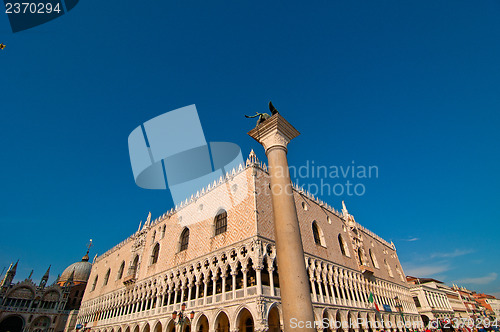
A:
245;101;279;126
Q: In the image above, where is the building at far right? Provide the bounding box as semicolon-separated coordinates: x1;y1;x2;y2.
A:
451;285;482;318
406;277;500;325
406;277;454;326
471;292;500;319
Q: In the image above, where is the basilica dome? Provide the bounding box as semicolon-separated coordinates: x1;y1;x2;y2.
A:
59;252;92;285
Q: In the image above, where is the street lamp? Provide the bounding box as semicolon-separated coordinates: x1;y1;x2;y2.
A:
394;296;409;332
172;303;195;332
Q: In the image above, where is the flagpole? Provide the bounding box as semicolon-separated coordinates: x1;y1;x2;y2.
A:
395;296;409;332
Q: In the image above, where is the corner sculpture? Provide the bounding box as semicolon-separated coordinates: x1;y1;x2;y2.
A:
245;101;279;126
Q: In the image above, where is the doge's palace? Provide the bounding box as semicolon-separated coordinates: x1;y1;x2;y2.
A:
77;149;421;332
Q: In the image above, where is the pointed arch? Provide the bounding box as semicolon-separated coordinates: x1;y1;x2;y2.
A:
357;248;365;266
235;307;254;332
179;228;189;252
91;275;98;291
152;321;161;332
130;255;140;277
312;221;326;246
117;261;125;279
338;234;350;257
104;269;111;286
336;311;343;332
322;309;333;332
165;319;175;332
384;259;393;277
368;249;379;269
268;305;282;332
214;209;228;236
151;243;160;265
214;310;230;332
395;265;404;282
195;314;209;332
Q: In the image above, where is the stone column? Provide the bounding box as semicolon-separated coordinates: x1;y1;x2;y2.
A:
195;281;200;300
203;279;208;305
248;113;315;331
322;274;331;303
256;266;263;295
180;287;185;304
231;270;237;299
330;281;337;305
317;278;324;303
212;274;217;301
310;277;318;302
187;284;192;303
268;267;275;296
243;268;248;297
167;290;172;306
222;272;227;300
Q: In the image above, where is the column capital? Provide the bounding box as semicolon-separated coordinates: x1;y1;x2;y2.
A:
248;114;300;154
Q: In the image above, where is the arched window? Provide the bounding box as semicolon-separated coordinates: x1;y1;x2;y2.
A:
357;247;365;266
338;234;350;257
152;230;156;243
130;255;139;276
396;265;405;282
215;210;227;235
161;225;166;239
91;275;98;291
312;221;325;246
117;261;125;279
151;243;160;265
103;269;110;286
369;249;379;268
180;228;189;252
384;259;393;277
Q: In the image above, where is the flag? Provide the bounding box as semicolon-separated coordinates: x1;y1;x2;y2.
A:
369;292;374;303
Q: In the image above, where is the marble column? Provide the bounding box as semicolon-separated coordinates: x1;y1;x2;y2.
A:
248;113;315;331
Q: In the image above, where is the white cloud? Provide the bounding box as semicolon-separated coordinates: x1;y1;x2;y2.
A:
404;264;450;277
431;249;474;259
456;273;498;285
405;237;419;242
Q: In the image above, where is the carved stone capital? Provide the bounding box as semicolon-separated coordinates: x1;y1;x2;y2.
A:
260;133;290;152
248;114;300;154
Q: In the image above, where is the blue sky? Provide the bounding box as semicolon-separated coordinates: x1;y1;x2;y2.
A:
0;0;499;296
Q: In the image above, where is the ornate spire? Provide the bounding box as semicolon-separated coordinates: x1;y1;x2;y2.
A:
0;261;17;287
42;265;51;279
7;259;19;275
82;239;92;262
342;200;348;217
246;149;259;166
39;265;50;288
